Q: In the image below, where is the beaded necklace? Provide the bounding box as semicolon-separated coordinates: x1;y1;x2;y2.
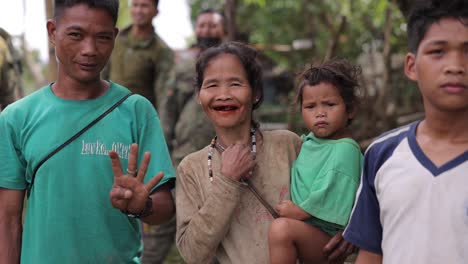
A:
208;128;256;182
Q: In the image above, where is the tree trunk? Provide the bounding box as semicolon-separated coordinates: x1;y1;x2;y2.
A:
224;0;238;41
323;16;347;62
45;0;57;82
376;0;397;131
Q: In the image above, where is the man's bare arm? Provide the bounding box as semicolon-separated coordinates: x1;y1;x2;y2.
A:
141;183;175;225
0;188;25;263
355;249;383;264
322;230;357;263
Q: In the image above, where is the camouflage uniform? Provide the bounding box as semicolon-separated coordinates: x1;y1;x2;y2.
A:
0;28;21;111
160;49;215;165
106;25;174;109
141;49;215;264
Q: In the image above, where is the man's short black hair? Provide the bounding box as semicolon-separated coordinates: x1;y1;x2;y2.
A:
199;8;220;16
198;8;227;33
407;0;468;53
54;0;119;25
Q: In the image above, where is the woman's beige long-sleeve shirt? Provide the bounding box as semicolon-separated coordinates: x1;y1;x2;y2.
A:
176;130;301;264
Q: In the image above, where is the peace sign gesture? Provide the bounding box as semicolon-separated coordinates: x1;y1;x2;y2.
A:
109;143;164;215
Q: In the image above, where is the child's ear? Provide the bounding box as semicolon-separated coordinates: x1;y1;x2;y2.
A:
405;52;418;81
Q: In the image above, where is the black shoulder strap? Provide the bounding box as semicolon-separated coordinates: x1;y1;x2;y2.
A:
243;179;279;219
27;93;133;198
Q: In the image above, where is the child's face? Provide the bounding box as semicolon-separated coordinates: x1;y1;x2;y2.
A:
301;82;352;139
197;53;254;131
405;18;468;113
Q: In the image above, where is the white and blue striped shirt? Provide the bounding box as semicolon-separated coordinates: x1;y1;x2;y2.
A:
344;121;468;264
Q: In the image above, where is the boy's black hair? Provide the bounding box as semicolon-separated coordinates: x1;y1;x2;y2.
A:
54;0;119;25
407;0;468;53
195;41;264;128
296;59;362;124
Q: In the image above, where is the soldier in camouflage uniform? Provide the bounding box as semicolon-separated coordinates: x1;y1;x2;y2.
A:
105;0;173;109
141;9;227;264
0;28;21;111
160;9;226;164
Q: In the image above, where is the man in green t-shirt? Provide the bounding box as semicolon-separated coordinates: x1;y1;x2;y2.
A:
105;0;174;109
0;1;175;263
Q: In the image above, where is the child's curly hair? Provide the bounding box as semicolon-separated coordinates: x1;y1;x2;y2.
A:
297;59;362;123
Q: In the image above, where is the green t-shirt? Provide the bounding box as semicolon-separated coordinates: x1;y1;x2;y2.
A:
291;133;363;236
0;82;175;263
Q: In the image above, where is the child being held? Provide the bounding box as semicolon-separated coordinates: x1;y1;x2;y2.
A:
269;59;363;264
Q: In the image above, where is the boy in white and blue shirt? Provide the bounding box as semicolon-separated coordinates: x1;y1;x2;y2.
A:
343;0;468;263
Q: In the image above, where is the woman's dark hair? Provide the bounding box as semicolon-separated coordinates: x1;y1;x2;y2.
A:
195;41;264;128
296;59;362;124
54;0;119;25
407;0;468;53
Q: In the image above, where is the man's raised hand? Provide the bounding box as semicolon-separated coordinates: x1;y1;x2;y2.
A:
109;143;163;214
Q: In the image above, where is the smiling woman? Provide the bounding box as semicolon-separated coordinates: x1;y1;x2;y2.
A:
174;42;302;264
198;53;256;130
174;42;358;264
195;42;264;131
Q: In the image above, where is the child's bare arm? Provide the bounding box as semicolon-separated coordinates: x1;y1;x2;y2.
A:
275;200;311;220
355;249;382;264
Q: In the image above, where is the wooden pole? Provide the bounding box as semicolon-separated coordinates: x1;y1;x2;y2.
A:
224;0;238;41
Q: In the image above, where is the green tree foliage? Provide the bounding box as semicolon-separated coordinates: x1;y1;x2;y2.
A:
189;0;407;72
117;0;131;28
